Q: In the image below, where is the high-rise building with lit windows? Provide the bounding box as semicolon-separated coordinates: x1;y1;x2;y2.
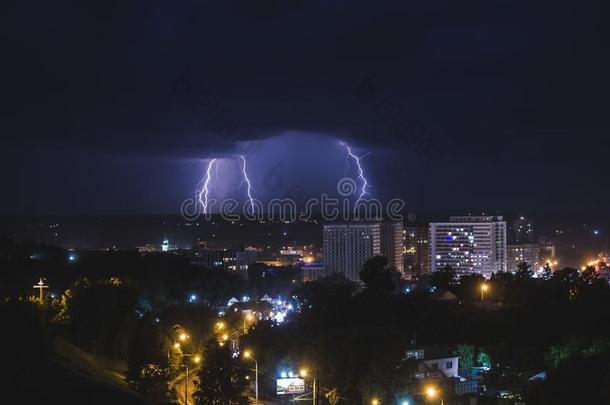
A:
323;221;403;281
429;216;507;278
404;226;430;276
507;243;539;272
510;216;535;244
381;221;404;274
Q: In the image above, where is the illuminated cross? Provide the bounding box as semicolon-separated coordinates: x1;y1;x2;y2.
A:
33;278;48;303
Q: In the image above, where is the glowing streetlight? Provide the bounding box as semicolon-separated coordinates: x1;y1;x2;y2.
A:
174;342;181;349
179;333;189;342
243;312;256;334
217;331;232;348
425;386;443;405
299;367;318;405
242;350;258;404
481;283;489;301
371;399;380;405
181;354;201;405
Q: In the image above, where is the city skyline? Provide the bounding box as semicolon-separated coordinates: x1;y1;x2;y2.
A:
2;2;610;404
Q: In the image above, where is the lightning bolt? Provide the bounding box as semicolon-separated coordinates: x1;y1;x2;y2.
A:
239;155;255;213
339;141;370;202
198;158;217;214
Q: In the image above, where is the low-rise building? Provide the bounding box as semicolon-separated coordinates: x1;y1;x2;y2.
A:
300;262;325;282
404;347;460;380
193;244;258;272
419;356;460;378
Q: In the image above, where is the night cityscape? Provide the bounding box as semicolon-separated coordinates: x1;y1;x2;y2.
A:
2;1;610;405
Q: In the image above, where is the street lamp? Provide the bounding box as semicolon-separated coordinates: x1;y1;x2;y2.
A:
243;312;255;334
299;368;317;405
243;350;258;405
425;385;444;405
179;332;189;342
182;354;201;405
371;399;380;405
216;331;237;351
168;340;182;364
480;283;489;301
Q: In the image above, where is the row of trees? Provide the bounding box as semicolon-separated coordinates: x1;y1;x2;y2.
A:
0;239;294;307
430;262;609;306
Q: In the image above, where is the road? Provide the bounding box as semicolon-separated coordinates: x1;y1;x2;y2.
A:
169;366;283;405
170;366;199;405
169;367;284;405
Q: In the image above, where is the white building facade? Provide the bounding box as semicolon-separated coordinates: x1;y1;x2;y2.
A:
430;216;507;278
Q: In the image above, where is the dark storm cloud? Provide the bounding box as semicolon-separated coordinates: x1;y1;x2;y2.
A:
1;0;609;214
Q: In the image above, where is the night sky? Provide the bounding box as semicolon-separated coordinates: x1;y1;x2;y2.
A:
2;0;609;215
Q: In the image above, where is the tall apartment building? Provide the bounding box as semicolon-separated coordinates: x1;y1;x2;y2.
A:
381;221;405;274
510;216;535;244
323;221;404;281
404;226;430;276
430;216;507;278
